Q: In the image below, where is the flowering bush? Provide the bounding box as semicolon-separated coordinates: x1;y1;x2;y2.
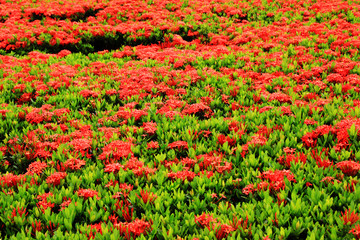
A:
0;0;360;239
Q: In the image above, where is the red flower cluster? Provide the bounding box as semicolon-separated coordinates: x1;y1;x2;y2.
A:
310;148;333;169
36;193;55;214
99;140;133;163
0;173;26;188
217;134;236;147
26;161;48;175
77;188;100;200
195;213;235;239
196;153;232;174
182;103;213;118
336;161;360;176
69;138;92;152
46;172;67;186
243;170;296;195
195;213;252;239
104;163;124;173
168;170;196;182
350;225;360;240
136;190;157;204
147;141;159;149
63;158;86;171
277;151;307;168
114;219;152;239
341;209;360;226
142;121;157;135
168;141;188;151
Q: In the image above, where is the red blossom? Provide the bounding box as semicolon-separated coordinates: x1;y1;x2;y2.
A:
77;188;100;200
132;167;157;177
311;148;333;169
182;103;213;118
37;198;55;214
142;121;157;135
321;176;340;185
69;138;92;152
136;190;157;204
86;222;103;239
341;209;360;226
99;140;133;163
168;141;188;151
195;213;217;228
46;172;67;186
60;197;72;210
336;161;360;176
268;92;292;103
350;224;360;239
147;141;159;149
0;173;26;188
231;216;252;237
304;119;318;125
242;184;255;195
277;152;307;168
104;163;124;173
168;170;196;182
31;220;42;237
114;219;152;239
248;134;267;146
26;161;48;175
64;158;86;171
217;134;236;147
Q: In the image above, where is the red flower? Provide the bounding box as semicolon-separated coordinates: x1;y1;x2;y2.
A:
214;224;235;239
301;132;318;148
69;139;92;152
327;73;344;83
60;197;72;210
104;163;124;173
147;141;159;149
168;170;196;181
64;158;86;171
350;224;360;239
31;220;42;237
277;152;306;168
341;209;360;226
182;103;213;118
336;161;360;176
230;216;252;237
248;134;267;146
132;167;157;177
268;92;292;103
8;207;28;224
217;134;236;147
36;193;55;214
26;161;48;175
77;188;100;200
46;172;67;186
345;179;359;192
79;89;99;98
304;119;318;125
321;176;340;185
136;190;157;204
195;213;217;228
168;141;188;151
242;184;255;195
142;121;157;135
311;149;333;169
115;219;152;239
99;140;133;163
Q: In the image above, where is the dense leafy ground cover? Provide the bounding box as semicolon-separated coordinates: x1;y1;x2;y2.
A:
0;0;360;239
